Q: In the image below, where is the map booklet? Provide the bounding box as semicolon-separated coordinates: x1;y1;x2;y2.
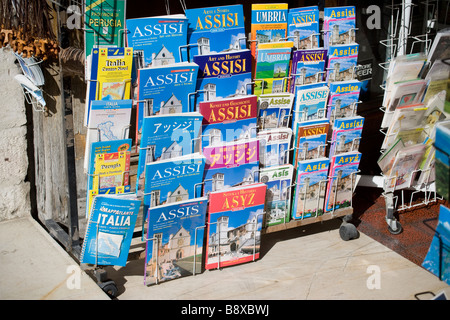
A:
144;197;208;285
125;14;188;68
81;193;141;267
86;139;132;218
292;157;330;220
260;164;294;227
84;99;132;171
84;0;127;81
324;151;361;213
198;95;258;149
185;5;246;59
136;112;203;194
288;6;320;50
250;3;288;62
85;47;133;126
254;41;294;96
193;49;252;110
323;6;356;49
202;138;260;196
257;92;294;130
205;183;267;270
136;62;199;138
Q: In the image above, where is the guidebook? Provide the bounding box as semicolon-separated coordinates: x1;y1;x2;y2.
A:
136;62;199;137
86;139;132;217
326;44;359;82
85;47;133;125
205;183;267;270
199;95;257;149
202;138;260;196
324;151;361;213
292;157;330;220
327;80;361;126
257;92;294;129
185;5;246;59
125;14;188;68
250;3;288;61
293;119;329;166
260;164;294;227
293;83;329;134
323;6;356;49
144;197;208;285
287;6;320;50
290;48;327;92
193;49;252;109
254;41;294;96
84;0;126;81
81;194;141;267
136;112;203;194
329;116;364;159
84;99;132;171
257;128;292;168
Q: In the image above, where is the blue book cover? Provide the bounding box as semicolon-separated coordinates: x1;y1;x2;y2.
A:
185;5;246;59
260;164;294;226
257;93;294;129
325;151;361;213
202;138;260;196
323;6;356;49
257;128;292;168
126;15;188;68
143;153;205;216
292;158;330;220
136;62;199;135
422;204;450;285
327;80;362;126
293;83;329;134
326;44;359;82
193;49;252;109
144;197;208;285
81;194;141;267
290;49;327;92
198;95;258;149
136;113;203;194
288;6;320;50
329;116;364;159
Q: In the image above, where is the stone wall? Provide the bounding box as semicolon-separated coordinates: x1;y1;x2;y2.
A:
0;48;31;220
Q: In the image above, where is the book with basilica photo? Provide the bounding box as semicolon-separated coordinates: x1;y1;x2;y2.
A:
257;92;294;130
257;127;292;168
327;80;361;127
202;138;260;196
328;116;364;159
326;43;358;83
293;119;329;167
288;6;320;50
260;164;294;227
290;48;327;92
144;197;208;285
205;183;267;269
198;95;257;149
323;6;356;49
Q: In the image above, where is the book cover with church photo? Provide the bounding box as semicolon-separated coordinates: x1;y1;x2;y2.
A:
136;112;203;194
260;164;294;227
287;6;320;50
326;43;359;82
142;153;206;224
144;197;208;285
185;4;247;59
257;92;294;130
323;6;356;49
292;157;329;220
327;80;361;126
328;116;364;159
257;127;292;168
193;49;252;110
125;15;189;68
198;95;258;149
290;48;327;92
324;151;361;213
205;183;267;270
202;138;260;196
136;62;199;137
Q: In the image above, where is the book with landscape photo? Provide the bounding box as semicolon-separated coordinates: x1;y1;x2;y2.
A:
257;92;294;130
81;194;141;267
292;157;329;220
287;6;320;50
260;164;294;227
205;183;267;269
199;95;257;149
144;197;208;285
